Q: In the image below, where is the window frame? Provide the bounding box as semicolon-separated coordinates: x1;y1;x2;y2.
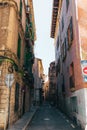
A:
67;17;73;49
62;17;64;31
69;62;75;91
66;0;69;12
62;38;67;61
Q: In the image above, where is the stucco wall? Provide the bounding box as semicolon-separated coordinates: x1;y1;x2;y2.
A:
0;1;26;128
55;0;87;129
65;88;87;129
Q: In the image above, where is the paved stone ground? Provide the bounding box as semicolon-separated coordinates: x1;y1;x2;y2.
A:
26;103;82;130
7;107;38;130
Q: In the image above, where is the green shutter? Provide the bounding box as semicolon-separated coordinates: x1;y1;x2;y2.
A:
17;35;21;59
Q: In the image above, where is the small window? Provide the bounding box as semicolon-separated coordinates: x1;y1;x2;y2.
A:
57;37;59;50
66;31;69;50
56;58;60;74
62;17;64;31
69;62;75;91
66;0;69;11
62;38;67;61
62;74;65;93
70;17;73;41
0;70;2;77
70;97;78;113
25;0;28;5
67;17;73;49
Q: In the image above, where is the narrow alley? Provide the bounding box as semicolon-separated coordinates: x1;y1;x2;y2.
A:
0;0;87;130
26;103;81;130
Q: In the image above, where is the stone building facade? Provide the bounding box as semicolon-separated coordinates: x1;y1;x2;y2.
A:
48;61;56;106
43;80;49;101
51;0;87;129
0;0;36;129
33;58;44;105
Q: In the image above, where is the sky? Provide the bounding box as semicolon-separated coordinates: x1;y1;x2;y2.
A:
33;0;55;75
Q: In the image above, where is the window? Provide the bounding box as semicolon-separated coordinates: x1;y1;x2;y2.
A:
56;65;58;76
70;97;78;113
0;70;2;85
57;37;59;50
70;17;73;41
66;30;68;50
62;17;64;31
66;0;69;11
67;17;73;49
62;38;67;61
56;58;60;75
14;83;19;112
25;0;28;5
0;70;2;77
62;75;65;91
20;0;22;18
69;62;75;91
62;44;64;61
17;35;21;59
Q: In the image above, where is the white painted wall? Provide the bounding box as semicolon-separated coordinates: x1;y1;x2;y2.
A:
65;88;87;129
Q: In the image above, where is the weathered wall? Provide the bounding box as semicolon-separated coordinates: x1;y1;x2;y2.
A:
54;0;87;129
0;1;25;128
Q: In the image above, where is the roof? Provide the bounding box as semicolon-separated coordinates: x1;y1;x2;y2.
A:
50;0;59;38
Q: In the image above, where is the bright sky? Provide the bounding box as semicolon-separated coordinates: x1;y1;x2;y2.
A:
33;0;55;75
